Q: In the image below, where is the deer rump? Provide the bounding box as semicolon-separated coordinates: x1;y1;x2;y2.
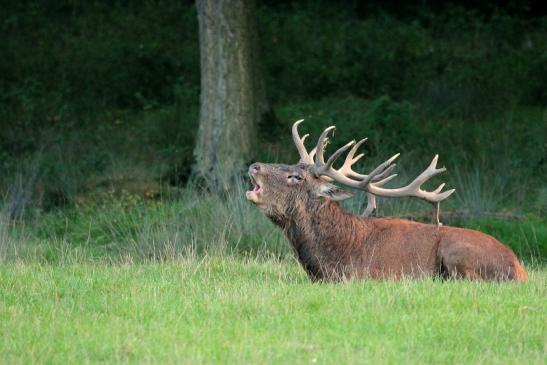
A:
246;121;528;282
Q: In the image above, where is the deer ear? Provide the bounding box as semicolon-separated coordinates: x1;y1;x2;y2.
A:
316;183;353;201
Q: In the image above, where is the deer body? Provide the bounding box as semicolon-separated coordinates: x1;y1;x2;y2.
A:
276;198;526;281
246;121;528;282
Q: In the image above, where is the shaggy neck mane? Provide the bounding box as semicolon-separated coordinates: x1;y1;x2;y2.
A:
278;199;369;280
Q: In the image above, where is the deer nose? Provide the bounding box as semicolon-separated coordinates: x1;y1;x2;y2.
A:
249;163;261;174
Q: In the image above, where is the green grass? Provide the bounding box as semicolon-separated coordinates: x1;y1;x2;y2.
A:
0;258;545;364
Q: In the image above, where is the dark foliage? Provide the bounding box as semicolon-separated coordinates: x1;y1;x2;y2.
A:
0;0;545;213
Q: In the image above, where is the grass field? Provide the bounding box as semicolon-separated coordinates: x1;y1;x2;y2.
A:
1;257;545;364
2;3;546;364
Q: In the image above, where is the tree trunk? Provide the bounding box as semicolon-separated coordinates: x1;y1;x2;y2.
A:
193;0;269;183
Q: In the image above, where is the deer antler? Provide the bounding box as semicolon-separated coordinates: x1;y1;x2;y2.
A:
291;120;455;223
292;120;396;183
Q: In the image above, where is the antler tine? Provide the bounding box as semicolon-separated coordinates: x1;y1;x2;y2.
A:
335;138;399;184
314;126;336;164
312;126;359;178
373;163;396;181
309;147;317;161
362;170;400;216
362;193;377;217
433;183;445;194
325;140;356;168
365;153;400;181
362;171;395;216
292;119;314;164
404;155;456;201
373;172;398;186
336;138;367;179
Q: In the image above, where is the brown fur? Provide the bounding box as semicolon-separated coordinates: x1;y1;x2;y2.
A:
246;163;527;282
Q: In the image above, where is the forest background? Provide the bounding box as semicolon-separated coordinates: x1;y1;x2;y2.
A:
0;0;545;262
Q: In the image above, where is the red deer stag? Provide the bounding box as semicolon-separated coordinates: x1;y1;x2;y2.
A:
246;120;528;282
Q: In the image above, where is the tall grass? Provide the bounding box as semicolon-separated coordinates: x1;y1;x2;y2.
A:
1;173;544;265
0;208;30;263
7;176;285;263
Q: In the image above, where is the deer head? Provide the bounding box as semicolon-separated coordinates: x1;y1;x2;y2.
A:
246;162;353;223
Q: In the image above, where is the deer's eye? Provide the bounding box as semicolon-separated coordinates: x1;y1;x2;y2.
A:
287;174;303;184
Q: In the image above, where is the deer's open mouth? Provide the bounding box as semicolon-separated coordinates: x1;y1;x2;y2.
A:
246;174;263;203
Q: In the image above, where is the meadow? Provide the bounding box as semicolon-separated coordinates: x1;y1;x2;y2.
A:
1;258;545;365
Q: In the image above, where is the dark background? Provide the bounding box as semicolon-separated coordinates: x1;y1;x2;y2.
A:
0;0;545;260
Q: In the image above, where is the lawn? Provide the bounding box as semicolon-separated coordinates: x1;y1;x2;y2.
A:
1;258;545;364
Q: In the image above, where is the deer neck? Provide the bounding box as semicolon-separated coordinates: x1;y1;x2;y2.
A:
278;199;369;280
